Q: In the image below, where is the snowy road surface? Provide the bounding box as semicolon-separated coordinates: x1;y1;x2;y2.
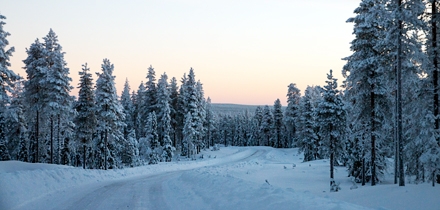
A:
38;149;268;210
4;146;438;209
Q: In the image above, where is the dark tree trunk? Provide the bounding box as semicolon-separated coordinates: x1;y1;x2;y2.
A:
83;144;87;169
50;115;54;164
371;86;376;186
397;0;405;187
35;111;40;163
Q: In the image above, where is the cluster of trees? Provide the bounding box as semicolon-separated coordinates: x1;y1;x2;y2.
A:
0;14;212;169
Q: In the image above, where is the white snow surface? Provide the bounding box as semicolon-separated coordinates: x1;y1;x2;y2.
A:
1;146;439;210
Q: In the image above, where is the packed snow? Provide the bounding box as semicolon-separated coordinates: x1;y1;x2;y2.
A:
1;146;439;210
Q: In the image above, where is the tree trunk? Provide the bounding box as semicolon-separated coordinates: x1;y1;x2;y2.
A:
83;144;86;169
35;111;40;163
362;158;366;186
57;114;61;164
371;68;376;186
397;0;405;187
330;125;334;186
50;115;54;164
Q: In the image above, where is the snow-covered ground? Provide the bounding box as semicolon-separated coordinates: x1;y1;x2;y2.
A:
1;146;439;210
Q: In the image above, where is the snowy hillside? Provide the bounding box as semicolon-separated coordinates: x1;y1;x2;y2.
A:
1;146;439;210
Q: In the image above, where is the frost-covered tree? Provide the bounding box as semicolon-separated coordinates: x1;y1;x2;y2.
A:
0;14;21;160
182;112;196;158
5;79;27;160
169;77;179;148
343;0;392;185
144;65;157;114
23;38;46;163
297;86;322;162
120;78;134;139
157;73;174;161
253;106;264;145
74;63;97;169
273;99;284;148
41;29;74;164
146;112;160;164
260;105;273;147
134;82;146;138
316;70;347;187
205;97;216;148
180;68;205;154
95;59;126;169
284;83;301;147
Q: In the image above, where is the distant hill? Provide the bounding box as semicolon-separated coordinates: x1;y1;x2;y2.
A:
211;103;261;115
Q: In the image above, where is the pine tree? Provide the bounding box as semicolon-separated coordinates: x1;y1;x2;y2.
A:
253;106;264;145
182;112;196;158
273;99;284;148
0;13;21;160
23;39;46;163
343;0;392;185
75;63;97;169
316;70;347;188
284;83;301;147
120;78;134;139
5;79;27;160
260;105;273;147
95;59;126;169
134;82;146;138
297;86;322;162
169;77;179;148
205;97;216;148
42;29;73;164
146;112;160;164
157;73;174;162
144;65;157;114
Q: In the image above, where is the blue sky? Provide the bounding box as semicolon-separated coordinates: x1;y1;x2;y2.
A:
2;0;359;105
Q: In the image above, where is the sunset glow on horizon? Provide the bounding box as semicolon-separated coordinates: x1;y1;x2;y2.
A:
3;0;358;106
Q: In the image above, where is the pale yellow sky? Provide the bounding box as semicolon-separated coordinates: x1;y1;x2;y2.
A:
2;0;358;105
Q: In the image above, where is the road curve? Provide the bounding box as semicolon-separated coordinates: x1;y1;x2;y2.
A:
18;148;269;210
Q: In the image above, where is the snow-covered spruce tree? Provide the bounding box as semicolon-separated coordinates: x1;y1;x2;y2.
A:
180;68;205;154
157;73;174;162
389;0;427;186
134;82;146;138
253;106;264;146
316;70;347;188
273;99;284;148
205;97;216;148
418;0;440;185
343;0;392;186
182;112;196;158
95;59;126;169
297;86;322;162
284;83;301;147
74;63;97;169
176;74;188;152
120;78;134;140
144;65;157;114
23;39;46;163
0;14;21;160
5;79;27;161
169;77;180;148
124;129;140;167
41;29;74;164
195;81;206;152
146;112;160;164
260;105;274;147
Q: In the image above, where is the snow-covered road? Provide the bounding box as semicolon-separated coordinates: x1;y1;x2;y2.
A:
3;146;438;210
42;149;267;210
